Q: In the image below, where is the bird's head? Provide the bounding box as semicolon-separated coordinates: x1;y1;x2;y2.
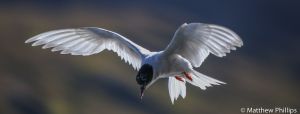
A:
136;64;153;100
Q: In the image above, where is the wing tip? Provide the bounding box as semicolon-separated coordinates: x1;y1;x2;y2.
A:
25;39;31;43
25;37;37;44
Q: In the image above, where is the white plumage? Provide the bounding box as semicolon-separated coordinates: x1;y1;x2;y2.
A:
25;23;243;104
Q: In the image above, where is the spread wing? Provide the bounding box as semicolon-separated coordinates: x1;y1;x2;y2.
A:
164;23;243;67
25;27;151;70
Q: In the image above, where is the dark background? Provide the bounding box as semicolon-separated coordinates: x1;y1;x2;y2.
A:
0;0;299;114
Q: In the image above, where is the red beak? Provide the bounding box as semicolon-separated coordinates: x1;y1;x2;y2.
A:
140;85;145;100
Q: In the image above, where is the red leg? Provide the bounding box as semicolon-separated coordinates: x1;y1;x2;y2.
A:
183;72;193;81
175;76;184;82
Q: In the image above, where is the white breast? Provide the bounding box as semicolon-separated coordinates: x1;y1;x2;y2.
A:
143;52;193;79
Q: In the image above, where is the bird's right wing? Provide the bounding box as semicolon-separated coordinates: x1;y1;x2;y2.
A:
163;23;243;67
25;27;151;70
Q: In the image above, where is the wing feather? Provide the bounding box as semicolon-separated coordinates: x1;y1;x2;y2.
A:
164;23;243;67
26;27;150;70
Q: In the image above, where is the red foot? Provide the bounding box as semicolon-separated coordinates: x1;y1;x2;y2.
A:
175;76;184;82
183;72;193;81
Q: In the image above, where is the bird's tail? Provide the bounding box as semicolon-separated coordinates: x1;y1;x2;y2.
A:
168;70;225;104
186;70;226;90
168;76;186;104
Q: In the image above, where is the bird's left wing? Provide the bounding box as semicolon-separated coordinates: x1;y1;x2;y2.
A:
25;27;150;70
163;23;243;67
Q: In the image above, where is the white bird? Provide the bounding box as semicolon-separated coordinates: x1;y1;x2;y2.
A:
25;23;243;104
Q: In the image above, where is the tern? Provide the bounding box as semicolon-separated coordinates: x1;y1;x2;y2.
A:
25;23;243;104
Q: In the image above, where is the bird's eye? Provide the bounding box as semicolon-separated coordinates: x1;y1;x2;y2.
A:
140;74;147;81
136;74;149;85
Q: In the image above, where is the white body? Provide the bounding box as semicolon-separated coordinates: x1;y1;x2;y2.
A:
25;23;243;104
142;52;194;102
143;52;192;79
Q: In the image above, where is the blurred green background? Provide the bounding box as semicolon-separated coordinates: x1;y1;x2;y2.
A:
0;0;299;114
